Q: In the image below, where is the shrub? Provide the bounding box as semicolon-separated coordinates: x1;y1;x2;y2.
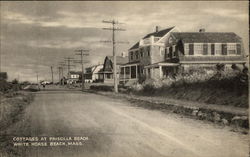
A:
90;85;113;91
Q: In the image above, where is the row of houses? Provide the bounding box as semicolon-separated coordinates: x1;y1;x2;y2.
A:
70;26;247;85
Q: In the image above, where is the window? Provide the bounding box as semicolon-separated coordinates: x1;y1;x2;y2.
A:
135;51;139;59
159;47;164;56
189;44;194;55
165;47;169;58
227;44;236;55
215;44;222;55
147;46;150;56
120;67;124;74
130;51;134;60
184;43;189;55
131;66;136;78
194;44;203;55
173;45;176;52
172;45;176;57
140;49;143;57
169;47;173;58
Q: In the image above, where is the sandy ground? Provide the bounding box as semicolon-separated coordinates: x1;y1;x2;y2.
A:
2;90;249;157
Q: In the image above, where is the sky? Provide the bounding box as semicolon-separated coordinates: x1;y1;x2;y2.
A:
0;1;248;82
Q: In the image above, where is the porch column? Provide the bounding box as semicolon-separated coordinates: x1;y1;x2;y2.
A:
135;65;138;79
159;65;162;79
129;66;131;79
151;68;154;78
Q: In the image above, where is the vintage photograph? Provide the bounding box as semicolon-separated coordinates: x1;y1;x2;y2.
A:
0;1;249;157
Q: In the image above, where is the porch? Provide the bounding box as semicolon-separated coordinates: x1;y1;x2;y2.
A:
120;63;141;84
144;62;180;79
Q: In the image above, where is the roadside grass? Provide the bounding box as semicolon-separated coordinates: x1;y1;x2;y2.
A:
0;91;34;157
0;93;34;131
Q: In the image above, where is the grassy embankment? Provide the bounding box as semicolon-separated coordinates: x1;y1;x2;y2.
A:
0;80;35;131
91;70;248;108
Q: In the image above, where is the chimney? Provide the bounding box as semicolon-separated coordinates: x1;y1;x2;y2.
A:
199;28;205;32
156;26;159;32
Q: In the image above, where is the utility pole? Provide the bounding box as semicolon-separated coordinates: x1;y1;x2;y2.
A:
58;67;61;83
75;49;89;91
102;19;126;93
59;62;67;86
50;66;54;84
64;57;75;79
36;73;39;90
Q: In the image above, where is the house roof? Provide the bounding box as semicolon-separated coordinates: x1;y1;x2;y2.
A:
69;71;82;75
106;56;128;65
129;42;139;50
172;32;242;43
85;64;103;74
143;27;175;39
129;26;175;50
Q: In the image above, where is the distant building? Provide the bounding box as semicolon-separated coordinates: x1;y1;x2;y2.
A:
84;64;103;83
0;72;7;80
120;26;246;83
68;71;82;84
99;55;128;84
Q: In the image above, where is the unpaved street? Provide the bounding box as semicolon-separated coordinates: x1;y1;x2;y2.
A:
3;90;249;157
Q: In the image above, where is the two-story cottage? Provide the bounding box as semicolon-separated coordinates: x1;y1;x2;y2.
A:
158;29;246;77
67;71;82;84
99;55;128;84
120;26;178;83
120;27;246;83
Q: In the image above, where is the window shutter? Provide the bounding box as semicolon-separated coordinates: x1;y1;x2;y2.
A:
211;44;215;55
237;44;241;55
222;44;227;55
189;43;194;55
203;44;208;55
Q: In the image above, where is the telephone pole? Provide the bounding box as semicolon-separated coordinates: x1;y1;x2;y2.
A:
50;66;54;84
75;49;89;91
64;57;75;79
36;73;39;90
102;19;126;93
58;67;61;83
59;62;67;85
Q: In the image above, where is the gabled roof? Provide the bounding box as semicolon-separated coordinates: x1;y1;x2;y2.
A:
143;27;175;39
85;64;103;74
129;42;139;50
172;32;242;43
106;56;128;65
129;26;175;50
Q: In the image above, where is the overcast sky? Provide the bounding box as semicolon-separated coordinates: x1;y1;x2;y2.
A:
0;1;248;82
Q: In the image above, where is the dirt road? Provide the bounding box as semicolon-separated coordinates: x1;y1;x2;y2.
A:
2;90;249;157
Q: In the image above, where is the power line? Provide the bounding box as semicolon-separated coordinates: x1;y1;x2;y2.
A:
102;19;126;93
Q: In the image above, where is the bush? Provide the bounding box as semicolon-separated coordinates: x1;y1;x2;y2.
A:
0;80;12;92
90;85;113;91
128;70;248;108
